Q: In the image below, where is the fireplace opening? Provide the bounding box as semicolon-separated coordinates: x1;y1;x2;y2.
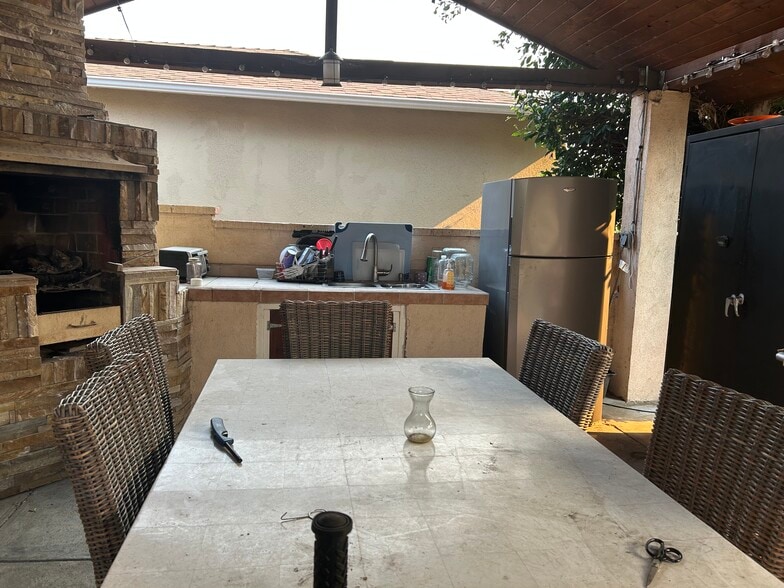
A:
0;172;122;313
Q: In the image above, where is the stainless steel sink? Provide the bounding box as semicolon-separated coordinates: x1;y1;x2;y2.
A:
377;282;437;289
325;281;378;288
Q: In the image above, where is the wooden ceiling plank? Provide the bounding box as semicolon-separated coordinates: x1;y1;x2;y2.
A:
614;5;784;68
458;0;594;65
588;0;723;67
549;0;636;42
579;0;718;66
664;26;784;80
558;0;649;50
603;0;773;66
508;1;570;31
650;15;784;70
533;0;600;39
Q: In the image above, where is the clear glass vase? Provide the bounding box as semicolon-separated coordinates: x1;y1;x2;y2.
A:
404;386;436;443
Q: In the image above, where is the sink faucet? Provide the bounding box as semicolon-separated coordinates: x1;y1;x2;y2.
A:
360;232;393;283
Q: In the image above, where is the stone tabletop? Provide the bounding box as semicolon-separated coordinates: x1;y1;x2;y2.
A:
185;277;488;305
103;358;780;587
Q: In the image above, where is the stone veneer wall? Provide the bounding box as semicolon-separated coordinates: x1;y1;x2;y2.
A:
0;0;105;117
0;269;192;499
0;1;194;498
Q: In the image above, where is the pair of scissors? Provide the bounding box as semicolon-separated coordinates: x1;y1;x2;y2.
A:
645;537;683;586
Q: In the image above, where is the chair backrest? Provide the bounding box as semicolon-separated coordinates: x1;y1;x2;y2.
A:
645;369;784;580
53;352;168;586
84;314;174;447
518;319;614;430
279;300;393;359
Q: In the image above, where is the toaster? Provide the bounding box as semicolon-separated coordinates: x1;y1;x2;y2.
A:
159;247;209;282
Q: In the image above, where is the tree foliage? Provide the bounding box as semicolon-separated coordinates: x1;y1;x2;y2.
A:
508;36;631;200
433;1;631;209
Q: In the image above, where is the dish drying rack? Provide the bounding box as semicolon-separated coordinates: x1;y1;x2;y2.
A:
274;257;331;283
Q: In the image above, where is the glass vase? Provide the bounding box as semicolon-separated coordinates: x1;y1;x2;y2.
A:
404;386;436;443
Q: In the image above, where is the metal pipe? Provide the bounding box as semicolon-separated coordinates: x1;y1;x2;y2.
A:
325;0;338;53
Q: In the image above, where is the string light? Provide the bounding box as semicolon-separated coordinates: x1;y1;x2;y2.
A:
664;39;782;88
163;63;170;71
201;66;209;73
122;57;130;65
238;64;246;72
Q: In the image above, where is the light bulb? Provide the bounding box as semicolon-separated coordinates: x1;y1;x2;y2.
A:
681;75;689;85
449;81;455;87
163;63;170;70
762;47;772;58
86;47;94;56
481;81;488;89
732;59;741;70
274;70;281;77
238;64;246;71
122;57;130;65
773;39;781;47
705;67;713;78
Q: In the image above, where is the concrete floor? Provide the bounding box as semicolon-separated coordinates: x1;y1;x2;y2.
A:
0;400;654;588
0;480;93;587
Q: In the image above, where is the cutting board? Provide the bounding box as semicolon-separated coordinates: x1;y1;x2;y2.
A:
351;242;405;282
332;222;413;280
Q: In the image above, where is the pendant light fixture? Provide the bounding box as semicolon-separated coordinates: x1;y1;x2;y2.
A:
321;0;342;86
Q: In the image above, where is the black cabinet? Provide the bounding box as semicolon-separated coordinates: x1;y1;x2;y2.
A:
667;118;784;405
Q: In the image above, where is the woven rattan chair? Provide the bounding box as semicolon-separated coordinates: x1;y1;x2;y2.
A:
53;352;168;586
518;319;614;430
645;369;784;580
84;314;174;449
279;300;393;358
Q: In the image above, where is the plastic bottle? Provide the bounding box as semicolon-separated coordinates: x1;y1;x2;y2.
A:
436;254;447;286
442;258;455;290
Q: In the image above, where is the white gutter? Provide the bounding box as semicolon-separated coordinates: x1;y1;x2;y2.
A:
86;75;514;115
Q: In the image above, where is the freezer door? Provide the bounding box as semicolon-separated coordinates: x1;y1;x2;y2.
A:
505;256;612;375
510;177;616;258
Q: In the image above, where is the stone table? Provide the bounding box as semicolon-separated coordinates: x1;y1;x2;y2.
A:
103;358;781;587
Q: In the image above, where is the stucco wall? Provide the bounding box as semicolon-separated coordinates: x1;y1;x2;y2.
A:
87;87;542;227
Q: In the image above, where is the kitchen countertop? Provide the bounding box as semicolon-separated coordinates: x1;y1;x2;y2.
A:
185;277;488;305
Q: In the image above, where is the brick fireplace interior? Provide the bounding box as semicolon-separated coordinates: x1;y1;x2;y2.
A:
0;0;192;498
0;172;121;313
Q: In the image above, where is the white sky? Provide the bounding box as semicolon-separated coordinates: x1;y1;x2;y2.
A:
84;0;522;67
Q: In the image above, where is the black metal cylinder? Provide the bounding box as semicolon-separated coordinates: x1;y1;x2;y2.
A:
311;511;352;588
325;0;338;52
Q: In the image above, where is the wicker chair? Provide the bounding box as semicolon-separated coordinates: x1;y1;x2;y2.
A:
53;352;168;586
518;319;614;430
84;314;174;448
279;300;393;359
645;369;784;580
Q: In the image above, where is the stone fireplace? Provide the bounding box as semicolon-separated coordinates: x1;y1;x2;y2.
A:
0;0;191;498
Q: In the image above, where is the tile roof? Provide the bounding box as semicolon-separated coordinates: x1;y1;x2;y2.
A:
86;63;515;108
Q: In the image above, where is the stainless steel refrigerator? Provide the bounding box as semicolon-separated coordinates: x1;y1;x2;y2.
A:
479;177;616;375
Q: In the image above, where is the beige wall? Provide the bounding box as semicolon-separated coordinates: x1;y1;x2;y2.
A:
88;87;544;227
158;205;481;280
